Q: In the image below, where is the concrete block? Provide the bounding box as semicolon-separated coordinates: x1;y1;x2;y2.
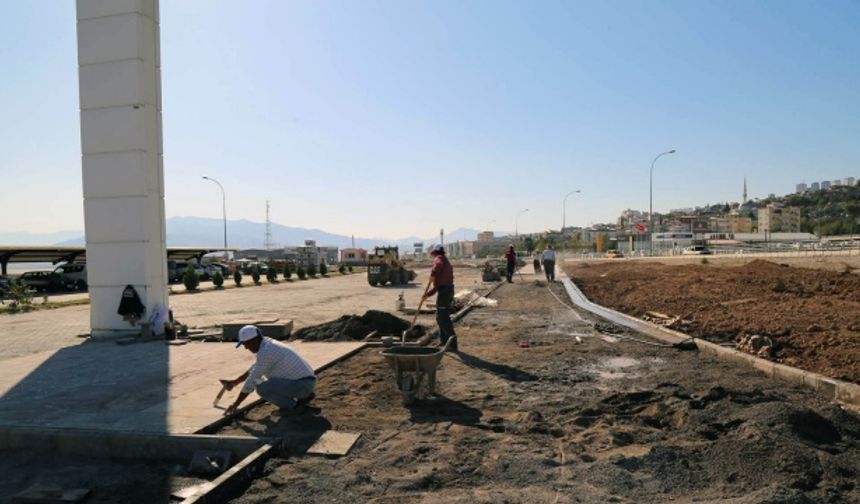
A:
85;243;149;286
306;431;361;456
750;357;775;378
82;151;151;198
817;377;838;399
80;105;158;155
773;363;806;386
222;321;293;341
836;382;860;405
77;0;157;20
77;13;156;66
84;197;150;244
79;59;156;109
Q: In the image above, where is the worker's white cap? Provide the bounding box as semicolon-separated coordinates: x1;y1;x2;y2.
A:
236;325;263;348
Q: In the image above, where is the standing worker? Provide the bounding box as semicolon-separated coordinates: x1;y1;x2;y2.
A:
504;245;517;283
222;325;316;416
422;244;457;351
542;245;557;282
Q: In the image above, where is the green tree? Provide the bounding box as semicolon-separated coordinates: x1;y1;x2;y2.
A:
266;263;278;283
233;269;243;286
319;261;328;277
297;266;307;280
212;270;224;289
252;265;261;285
523;236;535;254
4;280;34;313
183;265;200;291
338;264;346;275
348;265;353;273
283;263;292;281
307;263;318;277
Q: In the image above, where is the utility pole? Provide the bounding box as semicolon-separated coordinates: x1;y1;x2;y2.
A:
264;200;273;250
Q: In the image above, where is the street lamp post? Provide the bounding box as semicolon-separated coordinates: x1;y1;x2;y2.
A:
563;190;581;232
202;176;228;260
649;150;676;256
515;209;529;240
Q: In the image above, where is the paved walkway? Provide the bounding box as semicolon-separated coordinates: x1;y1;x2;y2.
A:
0;267;487;362
0;340;364;434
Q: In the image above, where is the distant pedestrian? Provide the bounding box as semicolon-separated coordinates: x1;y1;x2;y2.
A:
422;244;457;351
504;245;517;283
542;246;556;282
222;325;316;416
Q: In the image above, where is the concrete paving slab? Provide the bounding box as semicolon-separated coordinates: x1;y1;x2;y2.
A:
0;340;364;434
306;430;361;456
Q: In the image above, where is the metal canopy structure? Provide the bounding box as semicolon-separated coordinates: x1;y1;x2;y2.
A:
0;246;235;276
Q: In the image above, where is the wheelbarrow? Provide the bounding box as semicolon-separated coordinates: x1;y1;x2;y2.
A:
380;339;453;405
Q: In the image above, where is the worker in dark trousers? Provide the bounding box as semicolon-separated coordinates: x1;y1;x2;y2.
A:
504;245;517;283
423;244;457;351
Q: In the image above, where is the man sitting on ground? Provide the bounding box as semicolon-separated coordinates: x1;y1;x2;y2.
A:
222;325;316;416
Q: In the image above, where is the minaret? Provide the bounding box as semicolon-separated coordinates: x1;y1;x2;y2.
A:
743;177;748;203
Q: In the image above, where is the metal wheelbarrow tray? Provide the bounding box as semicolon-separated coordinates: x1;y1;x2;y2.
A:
380;339;452;404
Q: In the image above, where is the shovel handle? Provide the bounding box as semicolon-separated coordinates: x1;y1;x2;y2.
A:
410;277;433;327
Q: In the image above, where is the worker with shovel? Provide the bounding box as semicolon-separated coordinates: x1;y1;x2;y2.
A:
221;325;316;416
421;244;457;351
504;245;517;283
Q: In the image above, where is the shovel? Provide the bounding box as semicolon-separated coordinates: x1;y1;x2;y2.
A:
212;379;233;407
402;277;433;343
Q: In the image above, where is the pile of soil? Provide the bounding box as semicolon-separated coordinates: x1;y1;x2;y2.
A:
566;260;860;382
223;282;860;503
290;310;425;341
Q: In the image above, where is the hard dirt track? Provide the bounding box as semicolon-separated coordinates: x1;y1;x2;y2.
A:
221;279;860;504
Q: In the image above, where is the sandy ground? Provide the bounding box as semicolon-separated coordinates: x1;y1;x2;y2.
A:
565;259;860;383
217;279;860;503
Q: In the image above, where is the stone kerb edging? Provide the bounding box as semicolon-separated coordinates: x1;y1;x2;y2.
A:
559;271;860;407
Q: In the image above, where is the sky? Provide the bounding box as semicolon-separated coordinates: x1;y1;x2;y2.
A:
1;0;859;239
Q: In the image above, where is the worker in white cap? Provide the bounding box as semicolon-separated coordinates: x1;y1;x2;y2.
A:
221;325;316;416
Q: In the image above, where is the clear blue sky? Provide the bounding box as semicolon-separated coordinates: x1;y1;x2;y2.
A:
1;1;858;239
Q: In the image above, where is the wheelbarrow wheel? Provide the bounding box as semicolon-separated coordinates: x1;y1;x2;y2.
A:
400;375;416;405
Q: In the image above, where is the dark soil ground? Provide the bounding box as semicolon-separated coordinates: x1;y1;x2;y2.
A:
290;310;426;342
220;279;860;503
565;260;860;383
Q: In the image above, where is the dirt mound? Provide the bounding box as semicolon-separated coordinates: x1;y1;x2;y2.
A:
290;310;425;342
567;260;860;382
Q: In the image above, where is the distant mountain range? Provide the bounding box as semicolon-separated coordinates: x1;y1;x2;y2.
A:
2;217;507;251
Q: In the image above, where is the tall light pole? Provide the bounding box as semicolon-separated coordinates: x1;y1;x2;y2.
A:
202;176;228;260
649;150;676;256
563;190;581;232
515;209;529;240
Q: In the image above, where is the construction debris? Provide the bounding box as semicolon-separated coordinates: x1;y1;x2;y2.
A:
188;449;232;476
642;311;694;331
736;333;777;358
453;289;498;310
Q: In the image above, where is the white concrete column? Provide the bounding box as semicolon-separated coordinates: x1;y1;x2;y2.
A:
76;0;168;337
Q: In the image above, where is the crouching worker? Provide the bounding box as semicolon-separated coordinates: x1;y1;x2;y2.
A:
222;325;316;416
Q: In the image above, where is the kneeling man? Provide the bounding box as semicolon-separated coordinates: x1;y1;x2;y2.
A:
222;325;316;416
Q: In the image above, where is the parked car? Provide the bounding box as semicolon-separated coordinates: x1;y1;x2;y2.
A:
53;264;87;291
167;261;188;282
682;245;714;255
606;250;625;259
18;271;62;292
241;262;268;275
